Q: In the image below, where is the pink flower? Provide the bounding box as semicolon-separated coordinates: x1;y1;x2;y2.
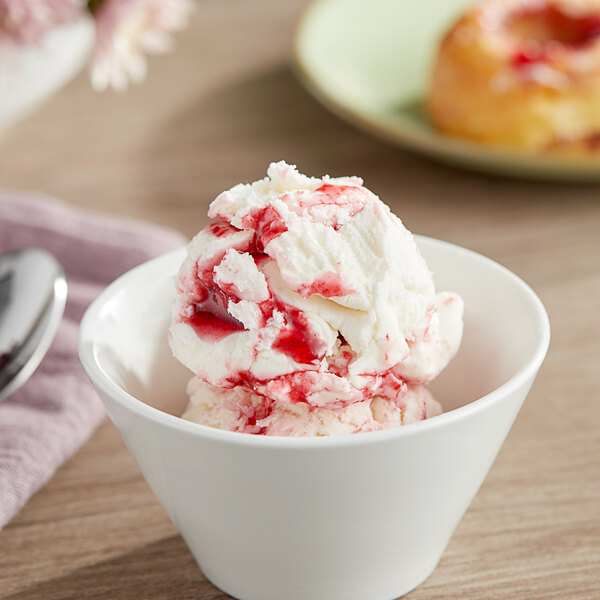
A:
0;0;82;45
90;0;193;91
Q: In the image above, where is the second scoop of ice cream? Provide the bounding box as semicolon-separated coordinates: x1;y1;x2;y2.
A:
170;161;463;435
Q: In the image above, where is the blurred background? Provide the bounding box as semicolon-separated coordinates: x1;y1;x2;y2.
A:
3;0;595;247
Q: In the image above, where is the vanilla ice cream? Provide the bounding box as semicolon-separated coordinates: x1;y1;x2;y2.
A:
169;162;463;436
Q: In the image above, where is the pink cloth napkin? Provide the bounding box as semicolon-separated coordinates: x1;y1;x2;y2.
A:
0;193;186;528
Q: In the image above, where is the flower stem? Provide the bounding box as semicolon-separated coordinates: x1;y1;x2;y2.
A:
87;0;105;16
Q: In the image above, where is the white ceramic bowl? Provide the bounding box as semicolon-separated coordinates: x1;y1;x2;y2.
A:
79;236;550;600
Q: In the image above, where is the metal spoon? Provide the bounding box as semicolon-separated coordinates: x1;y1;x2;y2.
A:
0;248;67;403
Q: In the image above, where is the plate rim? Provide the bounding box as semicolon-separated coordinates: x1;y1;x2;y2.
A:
292;0;600;181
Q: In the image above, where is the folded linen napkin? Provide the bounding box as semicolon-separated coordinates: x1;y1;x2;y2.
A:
0;192;186;528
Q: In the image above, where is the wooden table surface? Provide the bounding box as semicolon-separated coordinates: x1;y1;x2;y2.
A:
1;1;599;598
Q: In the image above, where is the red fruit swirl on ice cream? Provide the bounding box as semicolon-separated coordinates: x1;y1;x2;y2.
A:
170;162;464;436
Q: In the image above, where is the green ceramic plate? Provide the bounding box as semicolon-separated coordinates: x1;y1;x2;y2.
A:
293;0;600;181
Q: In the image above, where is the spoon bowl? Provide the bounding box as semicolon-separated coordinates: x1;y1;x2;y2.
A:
0;248;67;403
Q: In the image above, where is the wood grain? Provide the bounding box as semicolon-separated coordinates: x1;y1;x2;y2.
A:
0;1;599;598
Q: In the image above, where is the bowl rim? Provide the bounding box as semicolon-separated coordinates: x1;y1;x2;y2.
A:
78;235;550;449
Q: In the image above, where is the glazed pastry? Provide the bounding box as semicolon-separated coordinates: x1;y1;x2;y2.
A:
428;0;600;154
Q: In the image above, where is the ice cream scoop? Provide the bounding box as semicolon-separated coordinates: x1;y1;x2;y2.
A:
169;162;463;435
